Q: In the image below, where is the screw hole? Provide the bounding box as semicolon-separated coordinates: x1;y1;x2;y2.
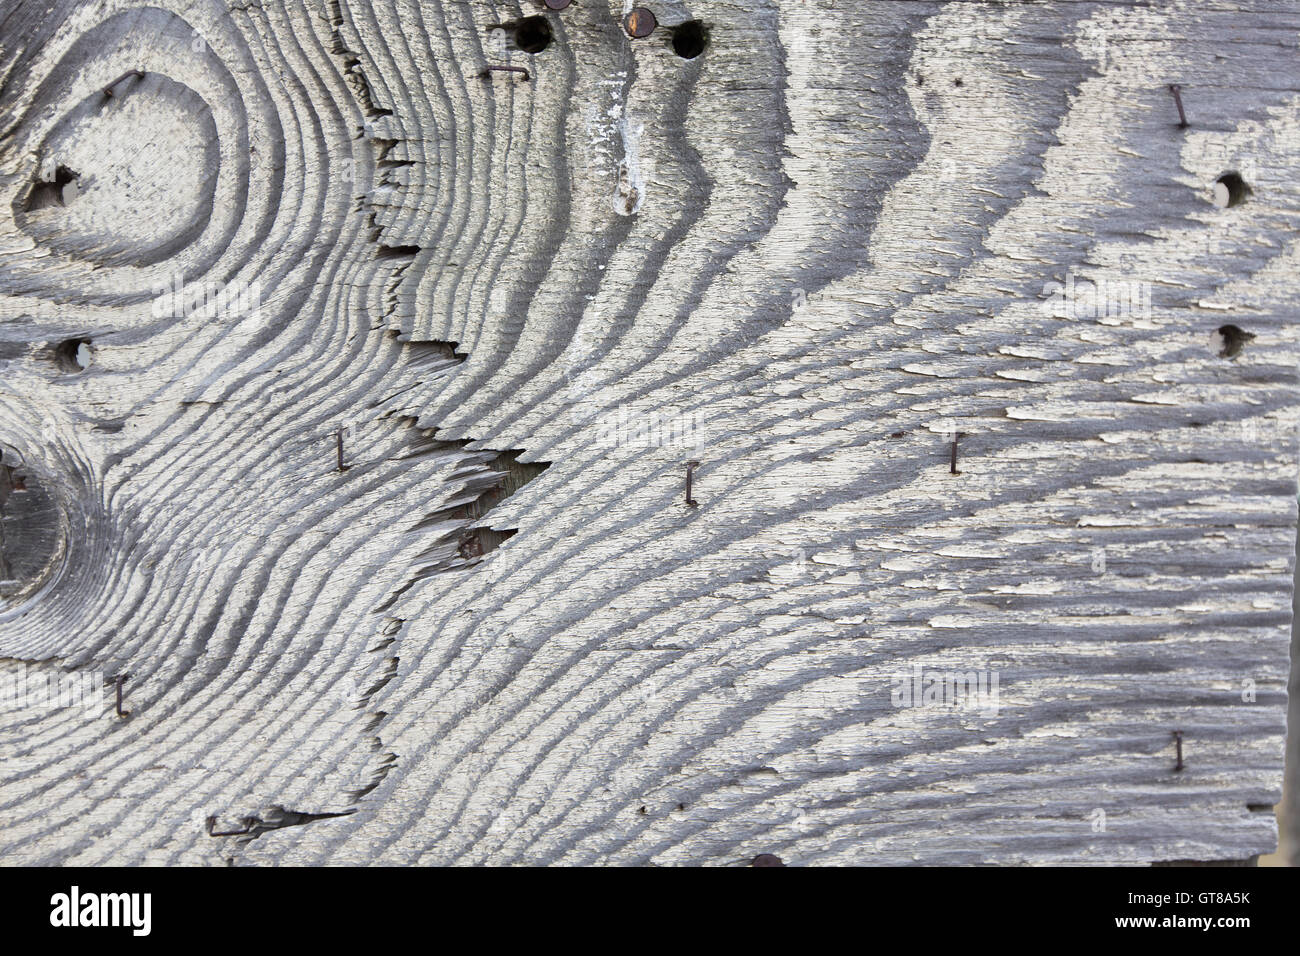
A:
672;20;708;59
26;164;79;211
1213;172;1250;208
1213;324;1253;359
514;16;552;53
54;338;93;372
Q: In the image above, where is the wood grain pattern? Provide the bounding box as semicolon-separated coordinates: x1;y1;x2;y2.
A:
0;0;1296;865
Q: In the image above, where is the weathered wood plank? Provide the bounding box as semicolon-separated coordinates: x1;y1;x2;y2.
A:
0;0;1296;865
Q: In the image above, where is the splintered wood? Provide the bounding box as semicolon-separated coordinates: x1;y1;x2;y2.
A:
0;0;1297;865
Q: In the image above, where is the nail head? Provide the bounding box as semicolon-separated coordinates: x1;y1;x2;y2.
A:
625;7;657;38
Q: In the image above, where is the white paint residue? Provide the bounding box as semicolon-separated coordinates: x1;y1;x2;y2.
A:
580;72;647;215
613;116;647;216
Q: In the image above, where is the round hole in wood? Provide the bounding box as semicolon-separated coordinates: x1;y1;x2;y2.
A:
514;16;552;53
1213;172;1250;208
1214;324;1254;358
25;164;79;212
54;338;92;372
672;20;708;59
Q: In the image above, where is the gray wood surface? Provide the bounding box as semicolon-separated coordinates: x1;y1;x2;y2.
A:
0;0;1296;865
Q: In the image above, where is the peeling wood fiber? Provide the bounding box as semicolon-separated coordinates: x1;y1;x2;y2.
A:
0;0;1297;866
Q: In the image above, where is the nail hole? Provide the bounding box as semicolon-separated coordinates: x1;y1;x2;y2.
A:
26;164;79;212
1213;172;1249;208
672;20;708;59
514;16;552;53
1213;324;1254;359
54;338;93;372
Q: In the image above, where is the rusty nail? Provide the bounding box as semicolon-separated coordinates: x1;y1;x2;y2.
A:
949;432;964;475
104;69;145;97
1168;84;1188;129
481;64;531;81
685;460;700;507
624;7;657;38
751;853;785;867
114;673;131;719
336;427;350;472
1173;730;1185;772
